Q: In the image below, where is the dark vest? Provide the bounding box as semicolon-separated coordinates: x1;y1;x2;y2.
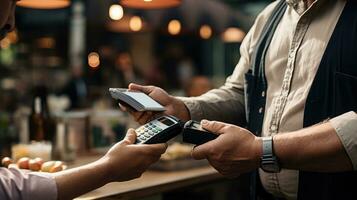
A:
245;1;357;200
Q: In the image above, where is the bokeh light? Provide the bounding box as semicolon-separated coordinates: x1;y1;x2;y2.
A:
109;4;124;21
88;52;100;68
129;16;143;32
168;19;181;35
200;25;212;39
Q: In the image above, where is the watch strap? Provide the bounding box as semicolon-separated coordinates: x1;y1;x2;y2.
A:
262;136;273;156
260;136;281;173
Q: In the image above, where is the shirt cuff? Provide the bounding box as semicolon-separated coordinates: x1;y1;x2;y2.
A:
330;111;357;170
176;97;204;121
28;172;58;200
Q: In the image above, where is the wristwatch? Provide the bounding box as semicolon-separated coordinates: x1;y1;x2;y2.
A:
260;136;281;173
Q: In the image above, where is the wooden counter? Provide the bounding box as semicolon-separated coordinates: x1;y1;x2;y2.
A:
72;156;223;200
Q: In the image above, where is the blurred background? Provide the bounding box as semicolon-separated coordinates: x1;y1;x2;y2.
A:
0;0;271;162
1;0;273;199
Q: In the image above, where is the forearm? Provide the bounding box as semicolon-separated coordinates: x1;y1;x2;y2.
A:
54;157;110;200
178;86;246;125
273;122;353;172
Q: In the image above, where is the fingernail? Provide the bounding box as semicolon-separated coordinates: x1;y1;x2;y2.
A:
201;120;208;125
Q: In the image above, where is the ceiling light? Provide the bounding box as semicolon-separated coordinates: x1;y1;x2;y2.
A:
200;25;212;39
120;0;181;9
109;4;124;21
129;16;143;32
88;52;100;68
17;0;70;9
168;20;181;35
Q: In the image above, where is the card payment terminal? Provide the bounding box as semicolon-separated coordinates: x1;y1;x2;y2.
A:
182;120;218;145
135;115;182;144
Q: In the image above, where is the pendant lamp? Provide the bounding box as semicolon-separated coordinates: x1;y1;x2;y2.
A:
120;0;181;9
17;0;70;9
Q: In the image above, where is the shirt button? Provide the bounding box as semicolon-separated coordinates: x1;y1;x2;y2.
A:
261;91;265;97
271;125;277;131
259;107;264;114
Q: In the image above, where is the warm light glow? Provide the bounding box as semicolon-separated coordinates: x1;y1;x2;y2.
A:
168;20;181;35
200;25;212;39
0;38;11;49
36;37;56;49
129;16;143;32
88;52;100;68
7;31;18;44
17;0;70;9
109;4;124;21
0;30;18;49
221;27;246;43
121;0;181;9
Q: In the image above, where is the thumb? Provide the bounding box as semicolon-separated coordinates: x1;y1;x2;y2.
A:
123;129;137;144
128;83;155;95
201;120;227;135
191;142;213;160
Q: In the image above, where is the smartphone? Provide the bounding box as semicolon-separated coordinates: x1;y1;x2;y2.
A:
109;88;165;112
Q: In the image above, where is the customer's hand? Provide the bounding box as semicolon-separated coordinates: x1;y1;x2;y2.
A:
121;83;190;124
101;129;167;182
191;120;262;177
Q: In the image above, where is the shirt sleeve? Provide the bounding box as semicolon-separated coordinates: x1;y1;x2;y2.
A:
0;167;57;200
330;111;357;170
176;25;252;125
178;2;280;125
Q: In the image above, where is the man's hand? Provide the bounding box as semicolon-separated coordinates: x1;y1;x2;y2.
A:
102;129;168;182
192;120;262;177
120;83;190;124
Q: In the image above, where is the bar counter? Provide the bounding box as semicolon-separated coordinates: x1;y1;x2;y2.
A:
70;155;223;200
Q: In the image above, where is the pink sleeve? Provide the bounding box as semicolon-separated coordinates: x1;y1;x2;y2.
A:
0;167;57;200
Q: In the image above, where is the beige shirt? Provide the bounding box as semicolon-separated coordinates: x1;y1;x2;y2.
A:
180;0;357;199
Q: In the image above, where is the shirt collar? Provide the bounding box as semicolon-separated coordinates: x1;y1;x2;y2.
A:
285;0;319;15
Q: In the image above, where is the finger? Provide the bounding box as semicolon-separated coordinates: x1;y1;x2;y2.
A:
138;112;154;124
133;112;145;122
119;103;127;112
128;83;155;94
152;112;164;120
191;142;214;160
119;103;136;113
201;120;228;135
140;143;168;155
124;129;137;144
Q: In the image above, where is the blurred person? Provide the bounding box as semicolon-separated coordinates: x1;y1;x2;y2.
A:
0;1;167;199
185;76;213;97
122;0;357;200
142;58;165;87
177;57;195;90
161;43;184;89
112;52;143;88
62;66;88;109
